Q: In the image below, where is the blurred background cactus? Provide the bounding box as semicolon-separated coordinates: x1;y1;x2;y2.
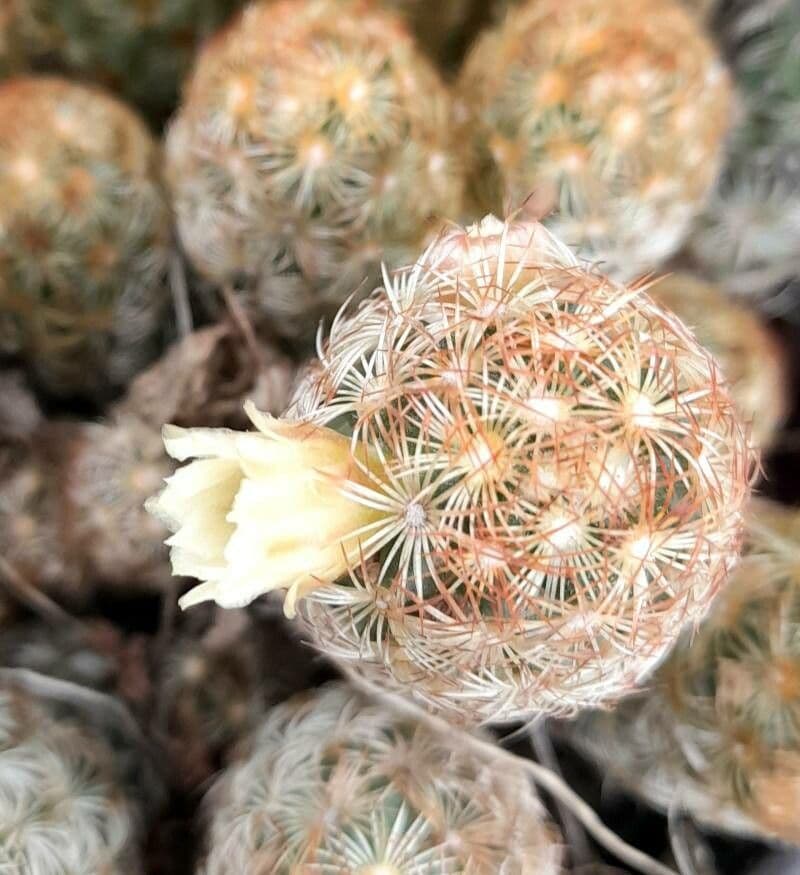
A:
690;0;800;296
166;0;463;340
457;0;731;279
561;499;800;844
199;683;562;873
0;676;145;873
0;0;245;123
649;273;787;450
0;77;171;400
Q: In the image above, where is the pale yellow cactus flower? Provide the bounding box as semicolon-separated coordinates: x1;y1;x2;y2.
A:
146;401;389;617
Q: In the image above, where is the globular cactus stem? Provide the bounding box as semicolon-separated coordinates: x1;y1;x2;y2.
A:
0;76;171;399
199;683;562;873
149;216;755;724
562;499;800;844
0;677;144;874
166;0;463;339
457;0;731;279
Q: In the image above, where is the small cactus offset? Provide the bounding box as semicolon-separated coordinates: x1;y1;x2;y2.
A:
166;0;463;339
64;414;174;590
0;0;244;121
649;273;787;450
199;683;562;873
0;77;172;398
0;415;173;600
457;0;731;279
149;217;754;723
691;0;800;294
563;499;800;843
0;678;144;874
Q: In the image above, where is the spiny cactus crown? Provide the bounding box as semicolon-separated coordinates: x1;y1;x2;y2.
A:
566;500;800;843
290;217;752;721
201;684;561;874
0;77;170;397
0;681;142;874
458;0;731;279
166;0;463;337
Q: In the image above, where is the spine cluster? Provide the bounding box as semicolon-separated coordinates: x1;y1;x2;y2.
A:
200;684;562;873
457;0;731;278
0;77;171;398
564;499;800;843
166;0;463;338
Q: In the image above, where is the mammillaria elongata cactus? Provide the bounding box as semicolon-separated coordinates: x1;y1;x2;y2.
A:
0;678;144;874
649;274;787;450
0;77;171;398
563;500;800;844
457;0;731;279
150;217;755;723
199;684;562;873
166;0;462;338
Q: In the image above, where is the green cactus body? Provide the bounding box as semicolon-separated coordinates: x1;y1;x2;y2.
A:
0;77;171;398
166;0;463;339
200;684;562;873
0;0;244;121
564;499;800;843
691;0;800;294
0;679;143;874
458;0;731;279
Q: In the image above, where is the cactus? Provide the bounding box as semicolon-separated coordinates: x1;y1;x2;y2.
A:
0;415;173;600
0;0;244;122
149;216;754;723
563;499;800;843
0;77;171;399
166;0;463;339
0;678;144;874
199;683;562;873
649;273;787;450
0;441;76;596
64;414;175;590
457;0;731;279
690;0;800;294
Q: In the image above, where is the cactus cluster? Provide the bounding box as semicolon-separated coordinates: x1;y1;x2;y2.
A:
199;683;562;873
0;0;244;121
166;0;463;338
150;217;754;723
564;500;800;843
458;0;731;279
691;0;800;294
649;273;787;449
0;77;171;398
0;678;144;874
